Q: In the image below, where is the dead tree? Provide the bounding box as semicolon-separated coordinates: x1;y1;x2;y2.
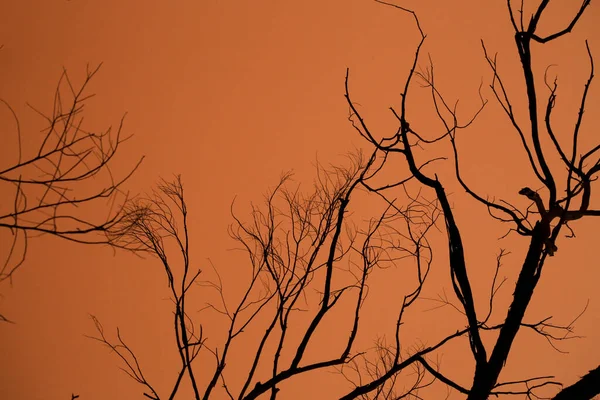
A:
0;64;141;321
341;0;599;399
94;149;442;399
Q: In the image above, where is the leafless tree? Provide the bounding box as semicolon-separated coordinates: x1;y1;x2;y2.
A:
340;0;598;399
86;0;599;399
0;64;141;321
92;150;444;399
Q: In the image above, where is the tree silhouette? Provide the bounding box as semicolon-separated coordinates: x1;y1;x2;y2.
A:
101;157;439;399
342;1;598;398
40;0;599;398
0;64;141;322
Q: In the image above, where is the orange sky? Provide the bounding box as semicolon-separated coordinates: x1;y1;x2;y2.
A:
1;1;599;399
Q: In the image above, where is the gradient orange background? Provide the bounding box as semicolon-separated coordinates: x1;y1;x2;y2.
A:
1;1;599;399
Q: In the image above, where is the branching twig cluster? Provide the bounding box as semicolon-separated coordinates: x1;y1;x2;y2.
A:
94;147;449;399
0;64;141;321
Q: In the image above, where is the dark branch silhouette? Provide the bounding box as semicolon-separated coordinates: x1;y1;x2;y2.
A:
341;1;599;399
0;64;141;321
93;150;452;399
